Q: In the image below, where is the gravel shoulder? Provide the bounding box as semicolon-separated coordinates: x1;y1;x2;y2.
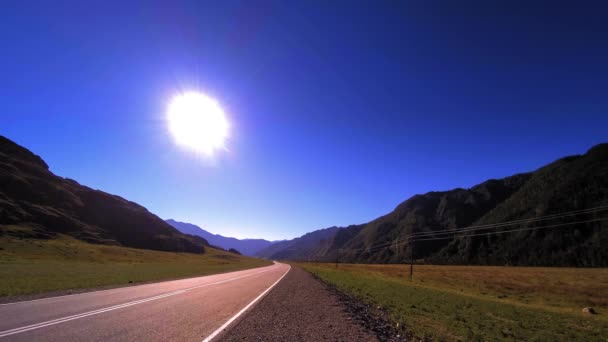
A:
219;266;378;341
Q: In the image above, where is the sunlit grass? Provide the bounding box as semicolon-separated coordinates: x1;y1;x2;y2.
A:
0;235;271;297
299;263;608;341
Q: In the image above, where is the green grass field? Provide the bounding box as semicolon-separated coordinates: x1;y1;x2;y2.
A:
0;235;272;297
300;263;608;341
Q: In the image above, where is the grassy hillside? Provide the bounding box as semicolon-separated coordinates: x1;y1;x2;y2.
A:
301;263;608;341
0;234;271;298
259;143;608;266
0;135;207;253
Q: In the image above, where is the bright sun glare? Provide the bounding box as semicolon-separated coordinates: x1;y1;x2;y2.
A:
167;92;229;156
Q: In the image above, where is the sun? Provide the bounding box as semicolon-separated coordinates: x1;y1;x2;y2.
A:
167;92;229;156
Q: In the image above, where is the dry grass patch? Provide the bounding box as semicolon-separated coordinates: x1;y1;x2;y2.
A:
300;263;608;341
0;235;271;297
325;264;608;314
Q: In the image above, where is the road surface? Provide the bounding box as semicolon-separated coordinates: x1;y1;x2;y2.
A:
0;262;290;341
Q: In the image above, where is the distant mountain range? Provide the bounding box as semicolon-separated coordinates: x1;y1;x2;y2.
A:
4;133;606;266
257;143;608;267
255;226;340;260
0;136;208;253
166;219;277;256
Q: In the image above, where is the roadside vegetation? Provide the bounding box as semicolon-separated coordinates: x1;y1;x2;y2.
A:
300;263;608;341
0;235;272;297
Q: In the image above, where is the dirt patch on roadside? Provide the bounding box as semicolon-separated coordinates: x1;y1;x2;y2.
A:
311;273;429;342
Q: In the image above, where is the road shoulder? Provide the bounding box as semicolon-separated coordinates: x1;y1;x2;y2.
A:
219;265;377;341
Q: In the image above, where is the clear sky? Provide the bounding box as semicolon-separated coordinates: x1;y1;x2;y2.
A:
2;1;607;240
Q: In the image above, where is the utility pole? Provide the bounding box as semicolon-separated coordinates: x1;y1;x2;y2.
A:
335;249;340;268
409;239;414;281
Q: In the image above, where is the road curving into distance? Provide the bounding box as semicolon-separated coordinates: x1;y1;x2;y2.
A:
0;262;290;341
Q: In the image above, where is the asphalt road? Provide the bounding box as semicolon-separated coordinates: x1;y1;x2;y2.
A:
0;262;290;342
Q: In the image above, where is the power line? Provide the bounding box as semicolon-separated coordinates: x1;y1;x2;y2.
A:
337;205;608;254
339;209;608;255
343;216;607;255
329;206;608;282
389;205;608;249
412;217;608;242
408;206;608;238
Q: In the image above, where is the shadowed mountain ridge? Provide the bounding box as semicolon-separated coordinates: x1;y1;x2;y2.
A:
256;143;608;266
0;135;208;253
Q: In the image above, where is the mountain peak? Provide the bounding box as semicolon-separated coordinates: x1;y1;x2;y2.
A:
586;143;608;157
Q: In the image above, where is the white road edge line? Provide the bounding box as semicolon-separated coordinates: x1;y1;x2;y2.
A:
202;264;291;342
0;266;278;338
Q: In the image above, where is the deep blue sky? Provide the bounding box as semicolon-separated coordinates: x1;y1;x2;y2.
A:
2;1;607;240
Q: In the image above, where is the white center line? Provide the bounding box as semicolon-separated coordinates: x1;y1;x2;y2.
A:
0;266;278;338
